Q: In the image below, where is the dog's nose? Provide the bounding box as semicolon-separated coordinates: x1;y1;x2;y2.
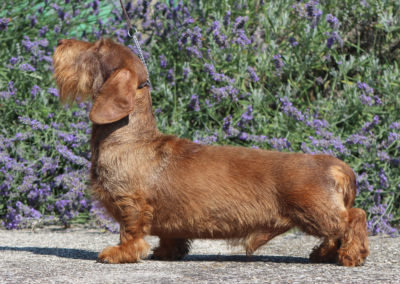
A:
57;39;65;47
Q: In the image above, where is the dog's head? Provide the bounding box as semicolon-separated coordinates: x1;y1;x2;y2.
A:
53;38;149;124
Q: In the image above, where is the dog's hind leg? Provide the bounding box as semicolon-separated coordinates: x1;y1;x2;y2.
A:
97;192;154;263
308;208;369;266
337;208;369;266
152;238;192;260
244;224;293;256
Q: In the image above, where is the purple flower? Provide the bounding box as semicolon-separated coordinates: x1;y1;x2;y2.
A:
280;96;305;121
183;17;195;25
178;30;190;47
377;151;390;162
55;199;71;212
160;54;167;68
387;132;400;145
247;67;259;82
193;131;218;145
357;82;375;105
30;85;41;98
273;54;284;76
8;81;17;95
20;37;33;51
19;63;36;72
9;57;18;65
204;63;233;82
208;20;220;33
268;137;292;151
38;25;49;37
234;29;252;46
357;82;374;94
185;46;202;58
91;0;100;13
305;0;322;27
327;31;343;49
55;143;89;166
211;85;238;101
361;116;380;133
48;87;59;97
373;95;382;105
4;206;23;229
242;105;253;121
346;134;369;146
234;16;248;30
167;68;175;85
0;18;10;31
214;30;228;48
190;26;202;47
307;119;329;130
222;115;234;136
239;132;249;141
223;11;231;27
29;15;37;27
189;94;200;111
359;94;373;106
54;25;61;33
326;14;340;29
183;67;190;80
379;169;389;189
289;37;298;47
389;122;400;130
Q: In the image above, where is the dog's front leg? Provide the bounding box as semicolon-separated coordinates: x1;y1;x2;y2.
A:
97;193;153;263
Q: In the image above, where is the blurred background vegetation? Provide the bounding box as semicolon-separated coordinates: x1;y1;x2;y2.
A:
0;0;399;235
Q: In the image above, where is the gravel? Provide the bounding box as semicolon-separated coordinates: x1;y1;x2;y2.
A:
0;227;399;283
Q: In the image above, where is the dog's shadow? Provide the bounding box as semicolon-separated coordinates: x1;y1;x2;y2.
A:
178;254;309;263
0;246;98;261
0;246;309;263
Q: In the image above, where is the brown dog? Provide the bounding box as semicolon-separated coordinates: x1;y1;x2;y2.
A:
53;38;369;266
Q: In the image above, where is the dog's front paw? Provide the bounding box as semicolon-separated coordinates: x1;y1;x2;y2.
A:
97;245;132;264
97;239;150;264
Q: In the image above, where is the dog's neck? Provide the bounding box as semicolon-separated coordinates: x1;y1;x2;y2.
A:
90;88;159;149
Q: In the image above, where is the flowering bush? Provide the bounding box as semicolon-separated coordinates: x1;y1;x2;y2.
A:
0;0;399;235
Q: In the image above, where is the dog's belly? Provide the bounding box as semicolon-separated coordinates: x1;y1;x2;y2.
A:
149;218;292;239
149;195;292;239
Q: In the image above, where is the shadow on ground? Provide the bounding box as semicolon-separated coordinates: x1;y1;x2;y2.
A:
180;254;309;263
0;246;98;260
0;246;309;264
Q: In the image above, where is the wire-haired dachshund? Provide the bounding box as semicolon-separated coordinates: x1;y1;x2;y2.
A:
53;38;369;266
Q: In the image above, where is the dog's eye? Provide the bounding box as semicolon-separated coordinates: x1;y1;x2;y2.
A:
138;80;150;89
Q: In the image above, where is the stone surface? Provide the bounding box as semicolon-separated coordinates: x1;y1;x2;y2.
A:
0;227;398;283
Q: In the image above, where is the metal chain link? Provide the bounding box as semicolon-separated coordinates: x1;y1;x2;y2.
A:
119;0;152;89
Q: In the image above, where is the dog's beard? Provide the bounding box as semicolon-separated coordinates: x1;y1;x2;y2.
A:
53;49;104;104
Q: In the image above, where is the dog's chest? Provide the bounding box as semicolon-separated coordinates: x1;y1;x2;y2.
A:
90;144;165;194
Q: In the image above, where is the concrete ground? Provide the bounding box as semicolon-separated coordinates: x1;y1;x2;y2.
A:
0;227;399;283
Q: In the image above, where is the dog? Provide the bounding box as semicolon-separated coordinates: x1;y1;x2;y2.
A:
53;37;369;266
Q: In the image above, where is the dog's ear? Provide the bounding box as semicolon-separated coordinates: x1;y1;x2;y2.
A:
89;68;136;124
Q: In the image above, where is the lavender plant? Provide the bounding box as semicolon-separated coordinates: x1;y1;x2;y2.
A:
0;0;399;235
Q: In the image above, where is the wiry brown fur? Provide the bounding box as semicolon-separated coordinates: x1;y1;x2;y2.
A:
53;38;369;266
